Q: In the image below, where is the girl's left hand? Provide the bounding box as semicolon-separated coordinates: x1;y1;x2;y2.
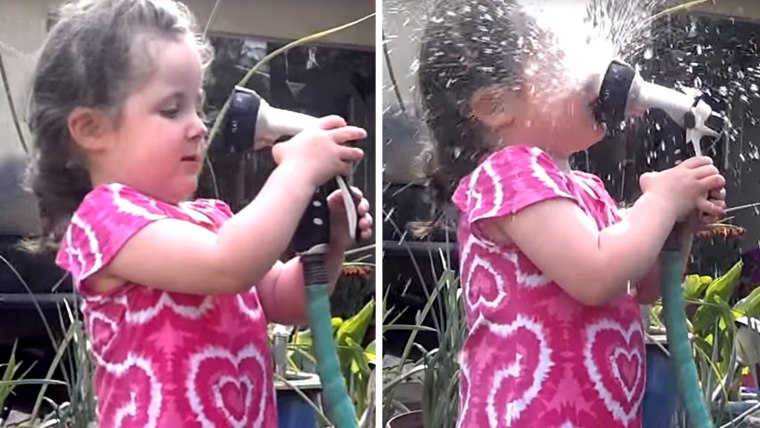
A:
695;187;727;230
327;186;373;248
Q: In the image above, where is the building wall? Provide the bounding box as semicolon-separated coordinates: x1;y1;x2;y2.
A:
693;0;760;21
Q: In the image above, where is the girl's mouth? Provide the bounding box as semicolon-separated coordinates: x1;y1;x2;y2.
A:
181;155;200;162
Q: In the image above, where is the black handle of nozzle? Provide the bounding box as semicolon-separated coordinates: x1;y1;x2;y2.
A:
292;186;332;255
592;60;636;127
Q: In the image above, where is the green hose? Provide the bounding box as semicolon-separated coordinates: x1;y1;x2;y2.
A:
660;225;714;428
302;253;358;428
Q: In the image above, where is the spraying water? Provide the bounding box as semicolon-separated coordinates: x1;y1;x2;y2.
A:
384;0;760;245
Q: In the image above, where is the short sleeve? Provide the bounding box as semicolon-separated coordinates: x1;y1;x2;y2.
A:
188;198;235;225
55;183;169;291
452;145;578;240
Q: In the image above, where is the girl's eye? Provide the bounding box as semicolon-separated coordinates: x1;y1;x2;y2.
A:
160;106;180;118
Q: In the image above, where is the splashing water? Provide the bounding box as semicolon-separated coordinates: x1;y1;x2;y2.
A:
384;0;760;242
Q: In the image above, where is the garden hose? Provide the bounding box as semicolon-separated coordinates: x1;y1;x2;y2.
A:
661;223;714;428
292;177;359;428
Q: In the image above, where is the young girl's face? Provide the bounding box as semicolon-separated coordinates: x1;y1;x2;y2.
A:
94;35;207;204
516;57;607;155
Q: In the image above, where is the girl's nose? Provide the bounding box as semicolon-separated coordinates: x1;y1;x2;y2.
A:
190;112;209;143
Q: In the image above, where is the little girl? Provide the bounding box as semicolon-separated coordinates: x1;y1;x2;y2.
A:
26;1;372;427
417;1;725;427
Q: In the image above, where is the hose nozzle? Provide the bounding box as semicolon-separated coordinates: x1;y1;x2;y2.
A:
222;86;360;244
224;86;318;152
588;60;726;154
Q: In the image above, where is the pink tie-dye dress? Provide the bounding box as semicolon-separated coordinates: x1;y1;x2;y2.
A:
56;183;278;428
452;145;645;428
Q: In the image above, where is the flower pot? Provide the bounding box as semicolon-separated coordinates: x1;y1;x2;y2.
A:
642;343;680;427
275;372;322;428
385;410;423;428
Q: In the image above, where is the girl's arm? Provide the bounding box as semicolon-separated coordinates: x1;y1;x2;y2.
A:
483;192;679;306
255;245;346;326
617;207;664;303
97;164;322;295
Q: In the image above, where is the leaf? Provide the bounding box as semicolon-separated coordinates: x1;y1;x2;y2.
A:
364;340;377;363
691;260;743;334
705;260;743;303
684;274;712;299
733;285;760;318
337;299;375;347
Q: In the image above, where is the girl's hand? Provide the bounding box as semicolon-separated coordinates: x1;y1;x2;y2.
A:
327;186;373;248
639;156;725;221
272;116;366;187
697;187;726;227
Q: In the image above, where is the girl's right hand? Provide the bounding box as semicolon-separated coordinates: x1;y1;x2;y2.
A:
272;115;366;187
639;156;725;220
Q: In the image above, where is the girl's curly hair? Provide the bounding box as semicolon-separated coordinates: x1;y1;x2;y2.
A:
414;0;538;236
25;0;212;252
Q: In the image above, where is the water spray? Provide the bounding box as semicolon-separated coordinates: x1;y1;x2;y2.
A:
224;86;360;428
590;60;729;428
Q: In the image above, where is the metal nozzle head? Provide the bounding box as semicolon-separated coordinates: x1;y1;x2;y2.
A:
591;60;637;126
224;86;263;153
222;86;317;152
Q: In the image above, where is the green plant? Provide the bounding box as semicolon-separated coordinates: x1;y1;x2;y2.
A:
381;249;465;428
421;269;465;428
650;258;760;426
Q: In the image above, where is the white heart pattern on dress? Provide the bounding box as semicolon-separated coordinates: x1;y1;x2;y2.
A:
213;376;254;426
87;309;119;364
236;293;263;321
461;239;509;311
99;353;163;428
583;319;644;425
186;344;268;428
65;214;103;281
503;251;551;289
482;315;553;428
119;293;214;325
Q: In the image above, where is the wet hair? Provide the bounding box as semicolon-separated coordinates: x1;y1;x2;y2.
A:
25;0;212;251
414;0;538;235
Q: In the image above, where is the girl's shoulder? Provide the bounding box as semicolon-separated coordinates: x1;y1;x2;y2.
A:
77;183;234;225
78;183;172;218
481;144;557;171
183;198;235;223
568;170;619;209
452;144;574;213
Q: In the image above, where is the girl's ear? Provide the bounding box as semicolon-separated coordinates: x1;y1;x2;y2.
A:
67;107;111;151
470;86;522;129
